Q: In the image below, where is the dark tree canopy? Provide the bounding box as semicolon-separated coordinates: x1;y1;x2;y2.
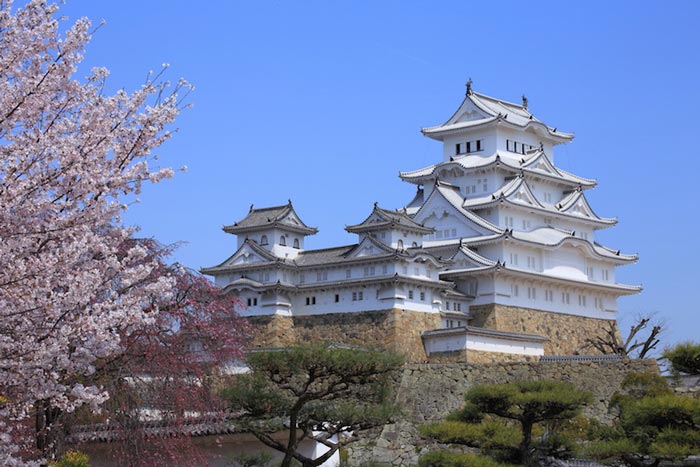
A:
663;342;700;375
586;371;700;466
421;380;591;467
221;345;403;467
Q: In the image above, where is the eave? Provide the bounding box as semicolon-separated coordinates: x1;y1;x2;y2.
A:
440;265;642;295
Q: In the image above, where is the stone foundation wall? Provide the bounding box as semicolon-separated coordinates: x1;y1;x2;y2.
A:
345;358;659;466
426;349;537;364
245;314;296;349
246;309;442;362
469;304;619;355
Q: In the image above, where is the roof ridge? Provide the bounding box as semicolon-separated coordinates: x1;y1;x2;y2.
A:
298;244;357;254
249;204;289;213
472;90;528;112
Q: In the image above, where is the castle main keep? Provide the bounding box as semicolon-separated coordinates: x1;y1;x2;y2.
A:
202;83;640;362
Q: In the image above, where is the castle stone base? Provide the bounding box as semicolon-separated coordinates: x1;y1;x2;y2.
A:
469;303;619;355
246;309;442;362
245;305;620;363
427;349;539;364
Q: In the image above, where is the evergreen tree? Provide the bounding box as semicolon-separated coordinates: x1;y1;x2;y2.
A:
221;345;403;467
420;381;591;466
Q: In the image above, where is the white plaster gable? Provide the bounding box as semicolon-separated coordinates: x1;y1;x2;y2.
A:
344;235;393;259
279;210;304;228
223;242;273;266
522;151;559;176
556;190;614;224
421;210;483;238
415;185;501;239
509;181;542;207
451;247;497;268
452;98;490;124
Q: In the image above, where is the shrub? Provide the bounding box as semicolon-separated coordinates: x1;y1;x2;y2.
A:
50;451;90;467
418;450;516;467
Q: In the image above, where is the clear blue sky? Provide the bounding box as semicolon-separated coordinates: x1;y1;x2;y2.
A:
54;1;699;347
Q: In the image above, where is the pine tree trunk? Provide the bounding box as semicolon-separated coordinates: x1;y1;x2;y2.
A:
520;419;534;466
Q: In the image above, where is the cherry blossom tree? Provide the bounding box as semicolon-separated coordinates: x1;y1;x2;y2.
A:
0;1;201;464
63;239;249;467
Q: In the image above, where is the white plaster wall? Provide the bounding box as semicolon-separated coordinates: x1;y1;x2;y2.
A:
423;332;544;356
425;333;468;354
466;334;544;356
496;126;555;163
543;244;587;280
468;275;619;318
441;129;496;162
289;285;440;316
527;179;566;208
386;229;422;249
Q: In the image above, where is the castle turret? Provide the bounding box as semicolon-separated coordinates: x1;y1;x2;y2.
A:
222;200;317;259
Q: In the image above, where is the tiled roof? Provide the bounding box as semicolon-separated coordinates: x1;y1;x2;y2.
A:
421;325;549;343
443;264;642;295
421;89;573;142
67;413;244;443
346;203;434;234
400;150;595;188
415;182;503;234
223;201;318;235
294;244;358;266
461;177;616;227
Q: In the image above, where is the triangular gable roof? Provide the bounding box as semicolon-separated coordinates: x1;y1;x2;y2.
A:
421;88;573;143
464;176;544;209
346;203;434;234
521;150;561;177
452;246;498;268
518;150;595;187
402;187;425;216
223;201;318;235
556;189;616;225
343;235;397;259
413;182;504;236
201;239;279;275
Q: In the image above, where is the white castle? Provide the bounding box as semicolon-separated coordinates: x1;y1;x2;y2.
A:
203;83;640;361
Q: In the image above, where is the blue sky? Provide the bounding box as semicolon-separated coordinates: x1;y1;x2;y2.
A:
55;1;700;347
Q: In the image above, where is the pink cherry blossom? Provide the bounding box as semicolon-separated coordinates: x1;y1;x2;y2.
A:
0;1;197;464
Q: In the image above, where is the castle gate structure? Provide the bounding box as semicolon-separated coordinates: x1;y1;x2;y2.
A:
202;83;640;362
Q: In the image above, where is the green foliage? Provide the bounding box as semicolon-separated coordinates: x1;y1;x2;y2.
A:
620;393;700;440
231;451;274;467
221;345;404;467
664;341;700;375
620;371;672;398
586;371;700;464
421;381;592;466
420;420;520;449
447;401;483;424
418;450;516;467
583;438;639;460
49;451;90;467
535;433;578;459
464;381;592;426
